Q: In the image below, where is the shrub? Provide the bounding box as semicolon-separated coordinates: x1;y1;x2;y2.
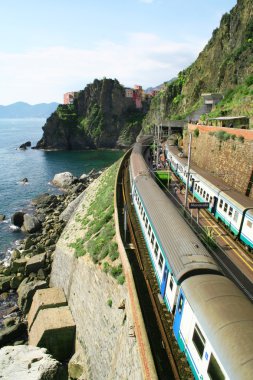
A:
237;135;244;143
69;238;86;258
107;299;112;307
193;128;199;138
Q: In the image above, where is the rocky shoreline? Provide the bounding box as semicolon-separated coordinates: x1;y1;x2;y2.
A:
0;169;102;348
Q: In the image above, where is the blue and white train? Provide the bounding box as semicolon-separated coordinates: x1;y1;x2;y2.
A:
165;145;253;250
129;136;253;380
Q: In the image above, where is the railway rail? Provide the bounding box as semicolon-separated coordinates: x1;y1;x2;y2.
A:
118;157;193;380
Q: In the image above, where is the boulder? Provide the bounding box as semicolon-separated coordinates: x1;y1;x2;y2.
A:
19;141;31;149
25;253;46;275
22;214;41;233
59;192;85;223
17;279;48;314
0;322;27;348
0;276;12;293
29;306;76;362
11;258;27;274
0;345;62;380
0;214;6;221
11;211;25;228
52;172;76;189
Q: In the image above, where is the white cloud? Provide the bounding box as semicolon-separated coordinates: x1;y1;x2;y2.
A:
0;33;205;104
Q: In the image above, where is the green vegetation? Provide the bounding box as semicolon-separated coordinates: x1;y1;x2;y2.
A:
201;227;217;249
56;104;78;126
69;161;125;285
107;299;113;308
79;103;104;143
193;128;199;138
209;130;245;143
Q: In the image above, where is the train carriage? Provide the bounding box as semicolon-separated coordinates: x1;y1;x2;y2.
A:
173;275;253;380
165;145;253;250
130;140;220;312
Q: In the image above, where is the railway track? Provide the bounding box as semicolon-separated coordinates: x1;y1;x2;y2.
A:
118;158;193;380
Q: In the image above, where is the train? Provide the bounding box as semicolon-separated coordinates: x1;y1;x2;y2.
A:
129;136;253;380
165;145;253;251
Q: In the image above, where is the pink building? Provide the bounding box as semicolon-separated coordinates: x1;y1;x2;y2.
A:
63;92;78;105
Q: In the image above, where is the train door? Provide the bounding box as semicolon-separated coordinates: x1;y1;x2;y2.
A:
211;196;218;215
160;264;169;298
173;290;185;343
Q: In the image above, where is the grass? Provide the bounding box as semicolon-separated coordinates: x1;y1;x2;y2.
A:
69;161;125;284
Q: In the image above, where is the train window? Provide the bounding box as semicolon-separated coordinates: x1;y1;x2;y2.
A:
178;294;184;313
195;183;198;190
233;211;239;222
158;253;164;270
207;353;225;380
224;203;228;213
145;218;148;228
210;197;213;204
140;206;143;215
200;188;203;195
197;186;200;193
203;190;206;198
206;194;209;201
192;324;206;358
148;225;151;236
169;275;174;290
151;233;155;247
219;199;223;208
154;242;159;258
228;206;233;217
247;220;252;228
143;212;146;221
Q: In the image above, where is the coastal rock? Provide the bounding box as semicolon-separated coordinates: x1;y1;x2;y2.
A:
19;141;31;150
52;172;76;189
17;279;48;314
0;345;62;380
0;322;27;348
25;253;46;275
0;276;12;293
0;214;6;221
22;214;42;233
11;258;27;274
11;211;25;228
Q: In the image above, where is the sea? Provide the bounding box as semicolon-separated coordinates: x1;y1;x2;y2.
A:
0;118;123;262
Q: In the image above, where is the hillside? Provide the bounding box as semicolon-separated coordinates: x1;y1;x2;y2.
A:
0;102;59;119
36;78;147;150
143;0;253;129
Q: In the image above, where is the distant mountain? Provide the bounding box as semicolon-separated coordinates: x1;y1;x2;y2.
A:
0;102;59;118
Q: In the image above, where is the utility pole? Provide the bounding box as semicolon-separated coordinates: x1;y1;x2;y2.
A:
184;132;192;208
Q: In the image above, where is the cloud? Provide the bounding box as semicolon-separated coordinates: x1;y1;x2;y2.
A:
139;0;155;3
0;33;205;104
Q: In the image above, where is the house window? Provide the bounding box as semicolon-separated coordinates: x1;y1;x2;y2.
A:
224;203;228;213
228;206;233;217
158;253;164;270
207;353;225;380
219;199;223;208
192;324;205;358
154;242;159;258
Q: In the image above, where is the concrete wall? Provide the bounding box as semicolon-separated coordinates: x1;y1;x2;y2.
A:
184;125;253;199
50;175;146;380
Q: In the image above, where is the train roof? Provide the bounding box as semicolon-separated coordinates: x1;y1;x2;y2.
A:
181;275;253;380
167;146;253;214
133;163;220;283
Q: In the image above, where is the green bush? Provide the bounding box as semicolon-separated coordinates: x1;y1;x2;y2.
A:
193;128;200;138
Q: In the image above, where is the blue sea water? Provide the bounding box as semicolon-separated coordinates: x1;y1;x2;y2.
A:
0;118;123;260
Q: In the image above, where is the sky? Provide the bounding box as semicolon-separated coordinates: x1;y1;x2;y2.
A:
0;0;237;105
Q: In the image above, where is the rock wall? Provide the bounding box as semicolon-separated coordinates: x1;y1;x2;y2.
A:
50;175;144;379
183;127;253;199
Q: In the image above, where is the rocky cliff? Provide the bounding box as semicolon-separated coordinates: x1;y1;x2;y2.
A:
143;0;253;128
36;78;147;150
